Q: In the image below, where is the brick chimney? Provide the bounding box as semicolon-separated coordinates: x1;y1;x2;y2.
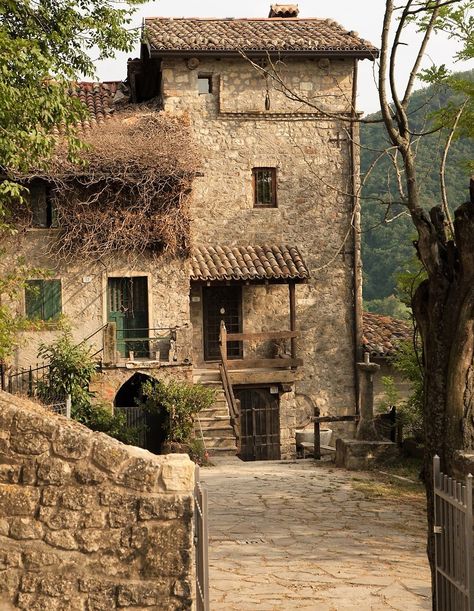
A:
268;4;299;18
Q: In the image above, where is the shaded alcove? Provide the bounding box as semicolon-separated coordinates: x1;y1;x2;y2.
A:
114;372;168;454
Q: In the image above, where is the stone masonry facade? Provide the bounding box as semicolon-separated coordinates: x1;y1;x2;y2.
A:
0;391;195;610
3;10;371;459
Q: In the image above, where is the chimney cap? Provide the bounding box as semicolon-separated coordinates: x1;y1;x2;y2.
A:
269;4;299;18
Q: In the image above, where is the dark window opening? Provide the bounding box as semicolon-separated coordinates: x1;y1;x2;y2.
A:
25;279;62;321
253;168;277;208
198;75;213;94
28;182;56;228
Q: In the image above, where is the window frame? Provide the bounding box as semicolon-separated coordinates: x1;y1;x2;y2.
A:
252;167;277;208
197;74;213;95
25;279;62;322
27;181;57;229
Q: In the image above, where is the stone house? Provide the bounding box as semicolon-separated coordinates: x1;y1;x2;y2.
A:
362;311;412;408
3;5;377;460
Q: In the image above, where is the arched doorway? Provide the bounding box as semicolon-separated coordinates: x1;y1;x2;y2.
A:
114;373;168;454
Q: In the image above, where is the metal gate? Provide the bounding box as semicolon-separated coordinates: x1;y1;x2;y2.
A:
434;455;474;610
194;465;209;611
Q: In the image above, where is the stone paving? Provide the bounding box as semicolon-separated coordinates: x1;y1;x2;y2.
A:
201;458;431;610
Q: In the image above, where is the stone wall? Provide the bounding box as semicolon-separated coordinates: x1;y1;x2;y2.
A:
164;56;359;420
0;391;195;610
1;243;191;370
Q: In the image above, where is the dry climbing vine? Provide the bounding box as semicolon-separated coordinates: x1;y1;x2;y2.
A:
12;105;198;262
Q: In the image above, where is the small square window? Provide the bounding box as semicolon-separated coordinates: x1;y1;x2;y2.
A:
27;182;57;228
253;168;277;208
25;279;62;321
197;75;212;94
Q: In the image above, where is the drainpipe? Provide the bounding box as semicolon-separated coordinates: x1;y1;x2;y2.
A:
350;58;363;415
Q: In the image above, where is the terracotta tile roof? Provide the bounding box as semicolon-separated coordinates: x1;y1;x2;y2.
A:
362;312;412;358
144;17;378;58
70;82;126;131
191;245;309;282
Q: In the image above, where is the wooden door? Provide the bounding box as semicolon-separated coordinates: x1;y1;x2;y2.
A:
108;277;149;357
203;286;242;361
235;388;280;461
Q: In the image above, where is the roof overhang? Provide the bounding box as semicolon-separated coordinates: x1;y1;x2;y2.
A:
191;244;310;284
147;49;378;61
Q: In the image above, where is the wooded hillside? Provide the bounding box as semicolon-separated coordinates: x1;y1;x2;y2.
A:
361;70;473;314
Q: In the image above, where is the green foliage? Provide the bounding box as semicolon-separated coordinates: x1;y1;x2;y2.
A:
140;379;215;444
361;70;473;303
364;295;410;319
0;0;147;212
392;340;425;442
0;257;46;360
377;376;400;413
36;331;137;444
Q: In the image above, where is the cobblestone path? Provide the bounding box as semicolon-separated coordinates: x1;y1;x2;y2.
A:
201;458;431;610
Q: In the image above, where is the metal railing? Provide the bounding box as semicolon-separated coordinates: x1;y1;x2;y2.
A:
434;455;474;610
115;327;176;360
1;363;71;417
219;322;240;447
194;464;210;611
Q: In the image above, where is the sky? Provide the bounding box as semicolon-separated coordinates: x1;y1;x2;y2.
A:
94;0;471;115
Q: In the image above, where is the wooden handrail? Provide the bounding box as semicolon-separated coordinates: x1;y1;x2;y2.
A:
225;330;300;342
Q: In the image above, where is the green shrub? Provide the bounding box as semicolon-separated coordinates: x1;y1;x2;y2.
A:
392;339;424;442
139;379;215;444
36;331;138;444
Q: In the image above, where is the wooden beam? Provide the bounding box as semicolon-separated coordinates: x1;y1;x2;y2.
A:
226;330;300;342
229;369;302;385
312;415;359;423
225;358;302;370
289;282;296;362
219;321;227;362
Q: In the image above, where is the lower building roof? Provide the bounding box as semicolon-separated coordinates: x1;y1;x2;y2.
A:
191;244;309;282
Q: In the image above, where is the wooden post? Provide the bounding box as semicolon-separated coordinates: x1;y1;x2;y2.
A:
220;320;227;362
103;322;117;365
314;406;321;460
289;282;296;362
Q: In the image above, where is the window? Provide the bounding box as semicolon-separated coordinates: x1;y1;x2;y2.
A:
25;280;62;321
253;168;277;208
28;182;56;228
197;75;212;94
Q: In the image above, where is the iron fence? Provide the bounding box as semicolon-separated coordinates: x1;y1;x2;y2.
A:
194;464;210;611
0;363;70;418
434;455;474;610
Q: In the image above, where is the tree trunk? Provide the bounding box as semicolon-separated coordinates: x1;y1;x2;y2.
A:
412;191;474;607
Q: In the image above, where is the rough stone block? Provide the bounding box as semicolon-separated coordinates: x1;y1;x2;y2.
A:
335;438;399;470
10;430;50;456
159;454;194;492
117;582;169;607
52;426;92;461
0;464;21;484
92;434;129;473
37;456;72;486
21;460;37;485
22;551;61;571
44;529;78;551
9;517;43;540
73;464;106;485
0;486;40;516
39;506;81;531
138;495;192;521
118;455;161;492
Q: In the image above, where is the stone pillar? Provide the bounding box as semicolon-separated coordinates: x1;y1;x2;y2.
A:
355;352;381;441
103;322;117;365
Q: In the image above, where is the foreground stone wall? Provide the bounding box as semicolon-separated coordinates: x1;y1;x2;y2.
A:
0;391;195;610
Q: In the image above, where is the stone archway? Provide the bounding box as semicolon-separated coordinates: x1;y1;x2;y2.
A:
114;372;168;454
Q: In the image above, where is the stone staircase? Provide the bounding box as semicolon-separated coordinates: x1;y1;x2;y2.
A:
193;369;238;456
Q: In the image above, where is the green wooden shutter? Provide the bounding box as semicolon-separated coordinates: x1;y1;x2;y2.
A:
43;280;61;320
25;280;43;319
25;280;61;321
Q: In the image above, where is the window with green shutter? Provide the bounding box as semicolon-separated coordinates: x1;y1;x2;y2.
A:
25;280;62;321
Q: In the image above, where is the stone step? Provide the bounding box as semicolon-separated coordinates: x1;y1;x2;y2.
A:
202;436;238;451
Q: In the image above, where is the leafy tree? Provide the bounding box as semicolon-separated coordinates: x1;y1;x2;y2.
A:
375;1;473;599
0;0;147;214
